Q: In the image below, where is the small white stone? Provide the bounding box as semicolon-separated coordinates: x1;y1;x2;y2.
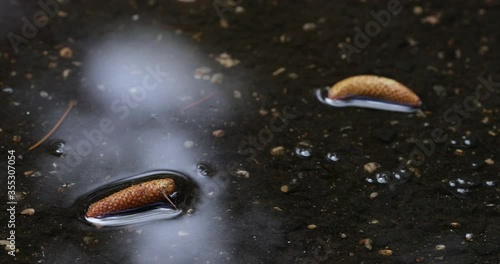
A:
235;6;245;14
413;6;423;15
435;244;446;251
236;170;250;178
364;162;380;173
211;73;224;84
303;23;317;31
20;208;35;215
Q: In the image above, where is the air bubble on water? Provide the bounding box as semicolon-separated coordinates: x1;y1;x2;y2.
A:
392;167;412;183
295;145;312;159
446;177;481;198
456;188;472;195
375;171;392;184
326;152;340;162
470;159;484;170
484;180;497;187
2;87;13;94
196;163;214;177
450;136;478;149
49;140;66;156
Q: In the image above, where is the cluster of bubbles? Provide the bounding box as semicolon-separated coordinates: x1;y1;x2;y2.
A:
449;136;478;149
445;177;498;198
365;167;413;185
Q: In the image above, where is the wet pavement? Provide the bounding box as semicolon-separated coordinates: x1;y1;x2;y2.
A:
1;0;499;263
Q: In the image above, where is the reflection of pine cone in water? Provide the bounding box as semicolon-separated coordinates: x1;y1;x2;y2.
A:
85;179;176;218
328;75;421;107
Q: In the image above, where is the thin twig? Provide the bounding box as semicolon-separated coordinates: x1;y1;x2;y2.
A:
162;189;178;210
181;91;217;111
28;100;76;151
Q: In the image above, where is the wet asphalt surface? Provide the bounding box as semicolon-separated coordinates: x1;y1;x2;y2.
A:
1;0;500;263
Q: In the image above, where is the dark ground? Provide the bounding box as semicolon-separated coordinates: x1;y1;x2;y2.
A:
1;0;499;263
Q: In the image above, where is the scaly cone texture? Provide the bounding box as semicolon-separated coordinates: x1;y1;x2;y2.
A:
86;178;176;218
328;75;421;107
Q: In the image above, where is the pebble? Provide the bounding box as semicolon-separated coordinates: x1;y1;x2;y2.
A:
272;67;286;76
435;244;446;251
219;19;229;28
422;14;441;25
62;69;71;79
378;249;393;256
236;170;250;178
369;192;379;199
273;207;283;212
270;146;285;156
210;73;224;84
59;47;73;59
364;162;380;173
20;208;35;215
215;53;240;68
307;224;317;229
465;233;474;241
450;222;461;228
413;6;423;15
235;6;245;14
194;67;211;79
212;129;225;138
280;185;289;193
484;158;494;165
303;22;317;31
40;91;49;98
57;10;68;17
359;238;373;250
233;90;242;99
0;240;13;251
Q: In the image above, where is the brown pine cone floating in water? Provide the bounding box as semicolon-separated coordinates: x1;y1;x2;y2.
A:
328;75;421;107
85;178;176;218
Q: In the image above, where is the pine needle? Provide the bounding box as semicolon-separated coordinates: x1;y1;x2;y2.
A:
28;100;76;151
